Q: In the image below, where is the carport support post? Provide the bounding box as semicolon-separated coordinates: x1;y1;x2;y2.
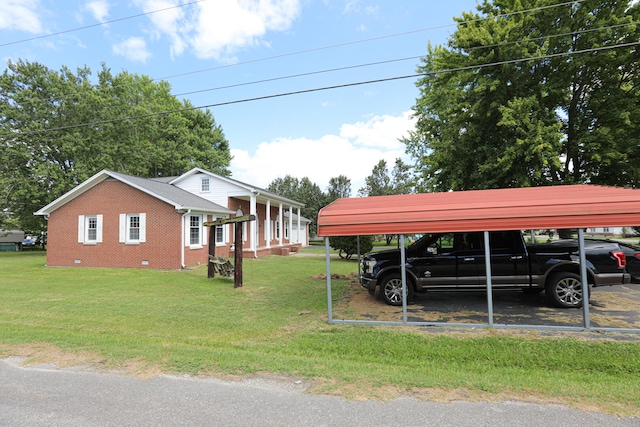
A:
483;231;494;327
400;234;408;324
578;228;591;329
325;237;333;322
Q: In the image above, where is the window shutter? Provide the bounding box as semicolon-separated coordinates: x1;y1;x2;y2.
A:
119;214;126;243
78;215;85;243
139;213;146;243
96;215;103;243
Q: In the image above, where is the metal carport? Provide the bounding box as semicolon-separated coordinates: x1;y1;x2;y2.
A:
317;184;640;333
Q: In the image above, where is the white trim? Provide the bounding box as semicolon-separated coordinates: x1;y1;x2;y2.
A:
119;213;145;244
96;214;103;243
139;213;146;243
119;214;126;243
79;214;102;244
78;215;85;243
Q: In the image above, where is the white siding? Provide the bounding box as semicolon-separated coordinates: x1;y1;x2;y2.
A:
173;173;241;207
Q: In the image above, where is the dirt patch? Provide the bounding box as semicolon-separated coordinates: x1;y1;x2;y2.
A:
0;342;164;379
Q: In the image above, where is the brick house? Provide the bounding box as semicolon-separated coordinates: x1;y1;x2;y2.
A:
35;168;310;269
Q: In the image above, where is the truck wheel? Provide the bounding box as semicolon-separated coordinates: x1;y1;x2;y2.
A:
545;272;584;308
380;273;413;306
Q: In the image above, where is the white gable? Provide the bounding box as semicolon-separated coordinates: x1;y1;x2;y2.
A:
172;172;248;208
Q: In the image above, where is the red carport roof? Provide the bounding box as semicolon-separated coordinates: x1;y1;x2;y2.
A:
317;185;640;236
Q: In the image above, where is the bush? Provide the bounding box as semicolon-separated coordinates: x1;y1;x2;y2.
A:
329;235;374;259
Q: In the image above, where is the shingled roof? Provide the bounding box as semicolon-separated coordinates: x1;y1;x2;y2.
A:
35;170;234;216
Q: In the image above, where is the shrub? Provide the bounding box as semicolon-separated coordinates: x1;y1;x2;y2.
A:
329;235;374;259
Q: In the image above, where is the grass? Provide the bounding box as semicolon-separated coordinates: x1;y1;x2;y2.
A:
1;250;640;417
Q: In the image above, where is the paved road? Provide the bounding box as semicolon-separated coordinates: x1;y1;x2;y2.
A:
1;358;637;426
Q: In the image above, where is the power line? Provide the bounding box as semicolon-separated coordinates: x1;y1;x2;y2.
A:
6;17;635;116
2;38;638;139
0;0;210;48
144;0;589;83
1;0;587;111
173;56;423;97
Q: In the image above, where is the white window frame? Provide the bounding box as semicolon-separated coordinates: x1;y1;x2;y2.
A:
78;214;103;244
213;217;227;246
189;215;202;247
119;213;146;244
201;177;210;193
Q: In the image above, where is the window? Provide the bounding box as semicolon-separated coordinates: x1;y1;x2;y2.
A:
78;214;103;244
201;177;210;192
87;216;98;241
129;215;140;240
119;213;146;244
190;215;200;245
215;221;224;244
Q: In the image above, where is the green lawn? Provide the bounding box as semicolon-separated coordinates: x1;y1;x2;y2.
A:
1;250;639;417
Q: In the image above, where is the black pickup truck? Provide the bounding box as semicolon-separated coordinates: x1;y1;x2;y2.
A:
360;230;630;308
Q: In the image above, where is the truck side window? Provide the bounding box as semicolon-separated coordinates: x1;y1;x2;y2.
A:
464;233;482;250
490;231;522;253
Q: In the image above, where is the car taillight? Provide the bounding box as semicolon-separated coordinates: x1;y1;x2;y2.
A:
611;251;626;268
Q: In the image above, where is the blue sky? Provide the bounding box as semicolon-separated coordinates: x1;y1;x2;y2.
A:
1;0;479;194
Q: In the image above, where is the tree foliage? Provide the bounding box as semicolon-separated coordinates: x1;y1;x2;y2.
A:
404;0;640;191
0;60;231;231
358;158;414;244
267;175;327;237
326;175;352;203
329;235;373;259
358;158;414;197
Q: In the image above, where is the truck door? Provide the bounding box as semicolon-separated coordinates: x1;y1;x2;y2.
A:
454;232;483;286
409;233;457;289
477;231;529;286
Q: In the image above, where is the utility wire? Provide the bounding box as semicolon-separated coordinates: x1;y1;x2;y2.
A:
0;0;210;48
174;19;640;97
2;38;638;139
172;56;423;97
1;0;587;110
6;17;636;115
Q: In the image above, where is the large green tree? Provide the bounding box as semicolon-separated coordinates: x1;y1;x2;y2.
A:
404;0;640;192
358;158;414;244
358;158;414;197
0;60;231;231
326;175;352;202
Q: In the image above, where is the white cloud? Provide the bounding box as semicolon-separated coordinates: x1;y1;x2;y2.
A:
230;111;416;195
134;0;187;58
339;111;414;149
0;0;43;33
85;0;110;23
112;37;152;63
133;0;301;61
188;0;301;60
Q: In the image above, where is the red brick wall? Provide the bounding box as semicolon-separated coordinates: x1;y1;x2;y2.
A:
46;179;207;269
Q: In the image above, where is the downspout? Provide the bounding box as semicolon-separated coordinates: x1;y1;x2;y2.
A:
181;209;191;269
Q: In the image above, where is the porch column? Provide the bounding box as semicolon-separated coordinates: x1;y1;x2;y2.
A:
265;200;271;248
278;203;283;246
288;205;293;243
250;195;257;252
296;207;302;244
